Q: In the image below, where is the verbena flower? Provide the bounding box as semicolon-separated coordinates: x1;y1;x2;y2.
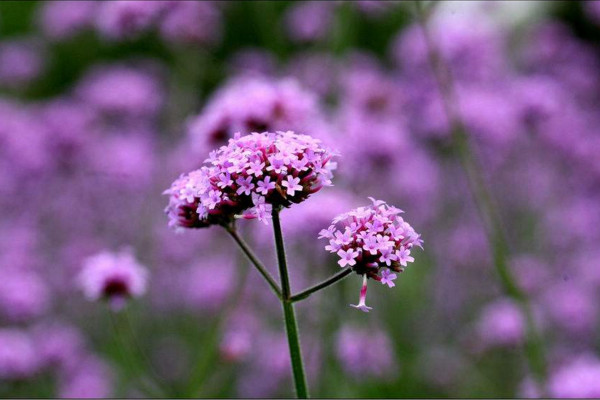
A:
0;329;40;381
78;248;148;311
320;198;422;312
187;77;322;152
164;131;337;229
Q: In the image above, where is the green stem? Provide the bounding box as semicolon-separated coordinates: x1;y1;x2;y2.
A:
188;250;251;397
272;208;309;399
225;225;283;300
291;268;353;303
108;310;164;397
413;0;547;384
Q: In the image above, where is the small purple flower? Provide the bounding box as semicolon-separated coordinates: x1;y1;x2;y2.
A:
217;172;233;188
247;160;265;177
380;269;397;288
282;176;302;197
78;248;148;311
236;176;255;196
337;248;360;268
362;234;380;255
0;329;40;380
256;176;276;195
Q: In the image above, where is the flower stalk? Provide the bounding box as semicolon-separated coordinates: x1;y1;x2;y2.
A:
413;0;547;384
290;268;352;303
272;208;309;399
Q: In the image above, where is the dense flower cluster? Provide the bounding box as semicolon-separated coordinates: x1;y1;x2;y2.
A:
320;198;422;311
38;1;222;46
165;131;336;229
78;249;148;310
187;77;322;152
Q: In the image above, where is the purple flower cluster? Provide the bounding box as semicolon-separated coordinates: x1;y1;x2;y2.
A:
320;198;422;311
165;131;336;229
78;248;148;310
37;1;222;46
187;77;323;152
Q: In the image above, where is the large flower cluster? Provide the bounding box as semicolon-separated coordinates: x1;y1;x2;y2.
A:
187;77;321;152
165;131;337;229
319;198;422;311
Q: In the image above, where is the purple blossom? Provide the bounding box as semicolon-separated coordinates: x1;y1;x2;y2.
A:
158;1;222;46
321;198;422;311
37;1;97;40
187;76;324;152
476;299;525;349
78;248;149;310
0;329;40;380
282;176;302;197
256;176;276;195
235;176;255;196
335;324;398;379
380;269;397;288
337;249;360;268
165;131;336;229
548;354;600;398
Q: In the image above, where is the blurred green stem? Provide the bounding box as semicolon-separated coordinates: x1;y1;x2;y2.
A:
108;310;166;397
188;248;251;397
413;0;547;385
272;208;309;399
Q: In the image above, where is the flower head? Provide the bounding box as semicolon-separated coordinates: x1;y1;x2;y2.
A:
78;248;148;311
165;131;337;229
187;77;323;152
321;198;423;311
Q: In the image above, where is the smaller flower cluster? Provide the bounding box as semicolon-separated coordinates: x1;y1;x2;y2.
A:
78;248;148;311
165;131;336;229
320;198;422;311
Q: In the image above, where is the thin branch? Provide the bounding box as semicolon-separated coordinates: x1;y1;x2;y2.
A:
225;225;283;300
291;268;353;303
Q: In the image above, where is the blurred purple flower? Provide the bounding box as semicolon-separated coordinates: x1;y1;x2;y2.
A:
335;325;398;379
0;329;40;380
58;355;113;398
0;269;50;323
159;1;222;46
37;1;97;40
0;39;45;89
548;354;600;398
187;76;325;152
95;0;167;40
476;299;525;349
284;2;334;43
78;248;149;310
75;63;164;118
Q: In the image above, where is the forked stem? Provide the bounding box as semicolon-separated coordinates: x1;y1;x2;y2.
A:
225;225;283;300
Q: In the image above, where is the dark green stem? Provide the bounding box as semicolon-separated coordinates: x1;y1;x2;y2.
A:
413;0;547;384
272;208;309;398
225;225;283;300
291;268;353;303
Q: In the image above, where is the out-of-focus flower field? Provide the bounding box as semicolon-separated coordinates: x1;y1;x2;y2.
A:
1;1;600;398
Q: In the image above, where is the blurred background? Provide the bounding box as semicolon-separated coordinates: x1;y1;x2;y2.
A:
1;0;600;397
